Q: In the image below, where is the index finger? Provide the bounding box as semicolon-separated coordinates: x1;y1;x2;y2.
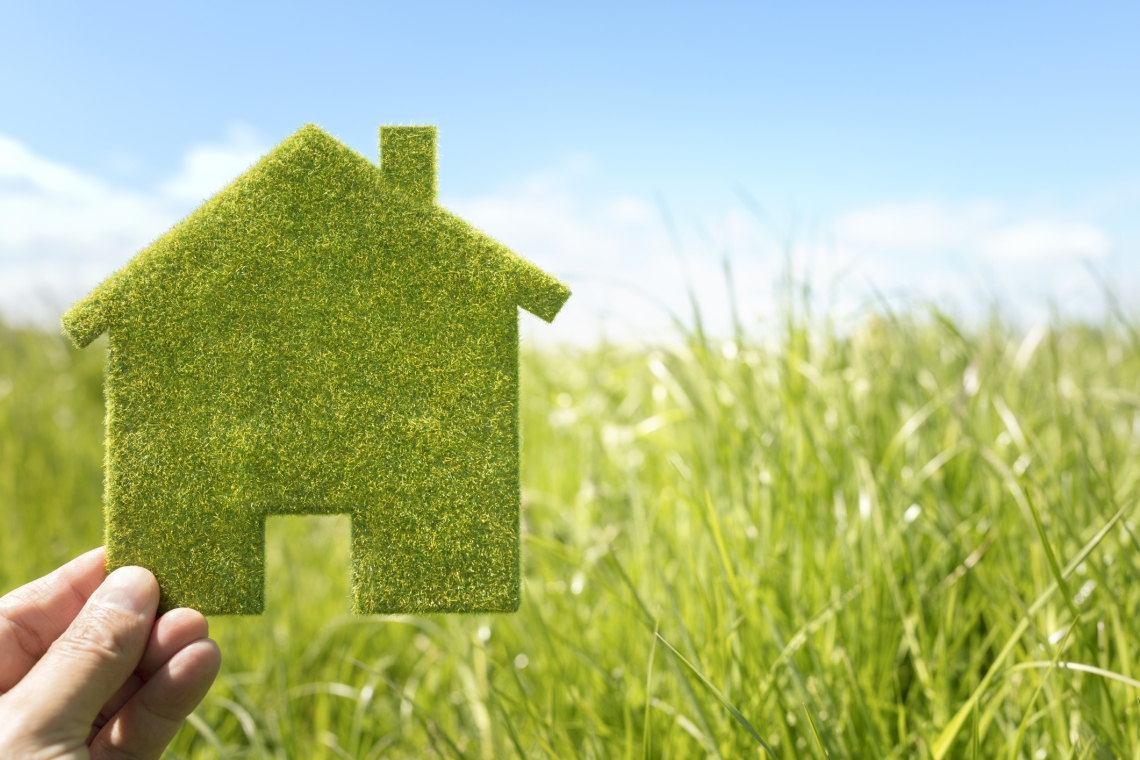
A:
0;546;106;692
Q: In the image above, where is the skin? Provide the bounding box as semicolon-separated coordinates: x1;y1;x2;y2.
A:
0;548;221;759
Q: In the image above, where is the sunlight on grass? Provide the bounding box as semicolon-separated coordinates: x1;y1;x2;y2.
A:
3;289;1140;757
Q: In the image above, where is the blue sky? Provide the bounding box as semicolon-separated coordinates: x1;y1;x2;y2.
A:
3;1;1139;339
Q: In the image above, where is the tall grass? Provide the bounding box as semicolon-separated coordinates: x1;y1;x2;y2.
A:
2;293;1140;758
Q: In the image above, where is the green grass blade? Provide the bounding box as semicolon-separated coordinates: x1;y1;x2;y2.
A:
803;703;829;758
1006;615;1079;760
489;683;530;760
6;302;1140;757
970;699;980;760
702;490;743;604
1020;485;1081;622
931;500;1134;759
184;712;233;759
644;610;660;760
1005;660;1140;691
655;632;779;758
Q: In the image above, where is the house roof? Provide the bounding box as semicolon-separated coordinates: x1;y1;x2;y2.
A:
62;124;570;348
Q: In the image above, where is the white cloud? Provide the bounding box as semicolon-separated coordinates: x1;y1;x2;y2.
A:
447;167;687;343
448;178;1132;339
0;135;172;249
159;125;267;203
834;202;999;250
977;219;1109;262
0;127;267;323
834;201;1112;263
448;172;808;343
0;132;1127;337
813;201;1124;323
605;196;655;226
453;191;634;265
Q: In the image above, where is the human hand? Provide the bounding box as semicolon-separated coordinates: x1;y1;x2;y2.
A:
0;547;221;759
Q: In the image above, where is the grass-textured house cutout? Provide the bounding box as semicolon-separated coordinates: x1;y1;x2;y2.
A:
62;124;570;615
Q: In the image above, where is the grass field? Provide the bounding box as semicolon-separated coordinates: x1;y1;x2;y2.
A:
3;293;1140;759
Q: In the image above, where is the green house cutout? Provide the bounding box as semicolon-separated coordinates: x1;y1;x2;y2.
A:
61;124;570;615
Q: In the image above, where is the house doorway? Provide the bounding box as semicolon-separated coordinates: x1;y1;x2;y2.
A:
264;514;352;617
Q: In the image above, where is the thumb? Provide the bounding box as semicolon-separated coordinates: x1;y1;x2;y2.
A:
11;566;159;741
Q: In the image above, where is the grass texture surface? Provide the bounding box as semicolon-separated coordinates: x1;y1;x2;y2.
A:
5;300;1140;756
60;124;570;615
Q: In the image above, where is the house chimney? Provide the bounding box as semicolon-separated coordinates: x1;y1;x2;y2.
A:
380;126;436;205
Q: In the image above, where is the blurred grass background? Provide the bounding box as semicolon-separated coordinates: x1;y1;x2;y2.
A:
3;290;1140;758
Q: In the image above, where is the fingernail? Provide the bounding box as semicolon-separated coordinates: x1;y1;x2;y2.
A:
95;567;156;614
